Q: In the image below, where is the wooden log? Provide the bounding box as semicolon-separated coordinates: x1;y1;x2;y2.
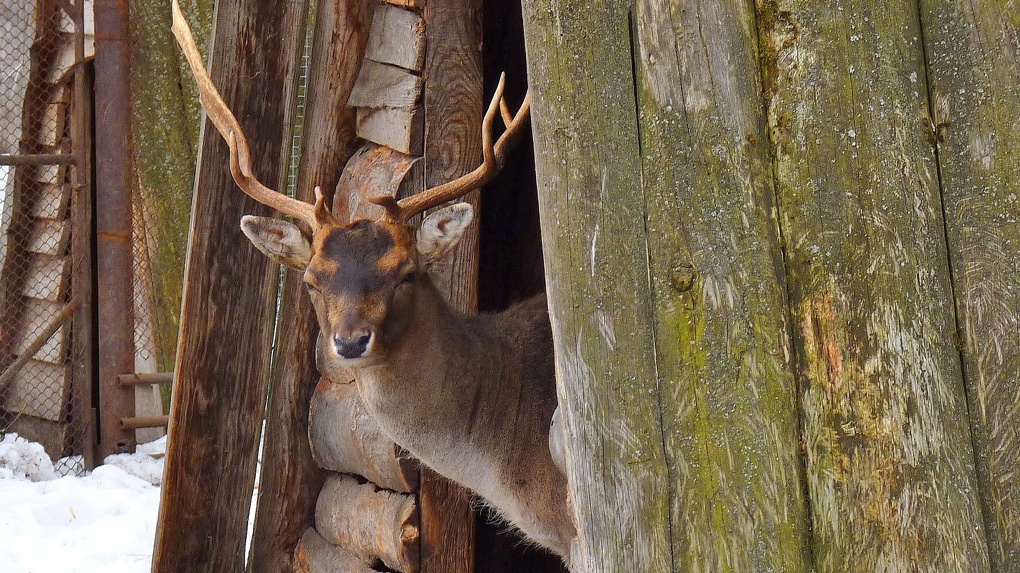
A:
308;376;419;493
293;528;377;573
118;372;174;386
120;415;169;430
356;105;424;156
151;0;307;569
919;1;1020;568
757;0;989;570
348;60;422;109
315;474;419;573
336;143;423;222
246;0;370;570
416;0;484;569
365;4;425;72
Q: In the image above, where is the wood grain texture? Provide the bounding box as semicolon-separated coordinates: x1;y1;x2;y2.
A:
315;474;420;572
630;0;813;569
356;105;424;155
293;528;377;573
366;4;425;72
919;1;1020;569
348;59;423;109
308;376;419;493
151;0;306;569
520;1;672;570
757;0;989;570
418;0;483;569
247;0;370;570
336;142;422;222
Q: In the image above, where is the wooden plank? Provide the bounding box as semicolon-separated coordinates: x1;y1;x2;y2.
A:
29;183;71;219
293;528;377;573
756;0;990;570
919;0;1020;568
627;0;814;569
365;4;425;72
520;1;673;570
308;376;418;493
151;0;308;570
417;0;482;569
20;255;68;301
246;0;370;570
314;474;419;573
3;415;67;458
5;359;70;421
13;298;68;363
348;59;422;109
26;218;70;256
356;105;423;155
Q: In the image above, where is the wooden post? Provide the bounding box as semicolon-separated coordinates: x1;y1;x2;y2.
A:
757;0;989;570
419;0;482;569
920;0;1020;568
247;0;371;570
93;0;136;458
523;0;815;567
151;0;307;570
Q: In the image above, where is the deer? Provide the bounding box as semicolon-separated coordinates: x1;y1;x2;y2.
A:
171;0;575;564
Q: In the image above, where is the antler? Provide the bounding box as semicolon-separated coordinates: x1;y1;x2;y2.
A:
370;74;532;223
170;0;318;229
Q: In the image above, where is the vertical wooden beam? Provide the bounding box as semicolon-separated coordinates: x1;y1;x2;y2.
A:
419;0;482;570
93;0;135;458
247;0;371;570
919;1;1020;569
757;0;989;570
151;0;306;570
520;1;673;571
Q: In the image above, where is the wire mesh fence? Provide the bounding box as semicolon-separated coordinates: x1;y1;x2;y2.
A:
0;0;92;473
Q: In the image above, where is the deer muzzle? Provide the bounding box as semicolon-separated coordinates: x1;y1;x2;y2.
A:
334;332;373;360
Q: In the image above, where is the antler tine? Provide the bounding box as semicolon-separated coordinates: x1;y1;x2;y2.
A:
170;0;318;229
371;73;532;223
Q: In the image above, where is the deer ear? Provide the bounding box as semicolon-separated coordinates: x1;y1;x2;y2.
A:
416;203;474;265
240;215;312;270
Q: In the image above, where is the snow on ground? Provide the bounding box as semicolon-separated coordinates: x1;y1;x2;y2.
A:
0;433;164;573
0;432;262;573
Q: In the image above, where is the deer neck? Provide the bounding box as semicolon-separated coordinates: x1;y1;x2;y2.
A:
352;275;501;458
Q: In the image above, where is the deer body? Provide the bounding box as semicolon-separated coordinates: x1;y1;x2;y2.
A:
348;279;572;556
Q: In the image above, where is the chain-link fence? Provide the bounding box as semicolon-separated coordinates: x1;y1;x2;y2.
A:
0;0;93;473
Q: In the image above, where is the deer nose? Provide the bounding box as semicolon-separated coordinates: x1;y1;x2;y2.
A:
334;332;371;359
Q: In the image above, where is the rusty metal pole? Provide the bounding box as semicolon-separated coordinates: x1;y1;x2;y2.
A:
93;0;136;458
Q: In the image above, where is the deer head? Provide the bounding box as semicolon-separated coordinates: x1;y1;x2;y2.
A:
171;0;530;365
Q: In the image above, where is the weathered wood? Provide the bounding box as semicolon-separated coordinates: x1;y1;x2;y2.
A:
919;1;1020;569
520;1;672;569
356;106;424;156
20;255;68;300
365;4;425;72
293;528;377;573
12;298;69;362
26;218;70;256
629;0;814;568
152;0;306;569
3;359;69;420
118;372;174;386
308;376;419;493
28;183;70;219
378;0;425;11
348;59;422;109
246;0;369;570
94;0;137;458
418;0;483;569
336;143;422;223
315;474;420;573
120;415;169;430
756;1;989;570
